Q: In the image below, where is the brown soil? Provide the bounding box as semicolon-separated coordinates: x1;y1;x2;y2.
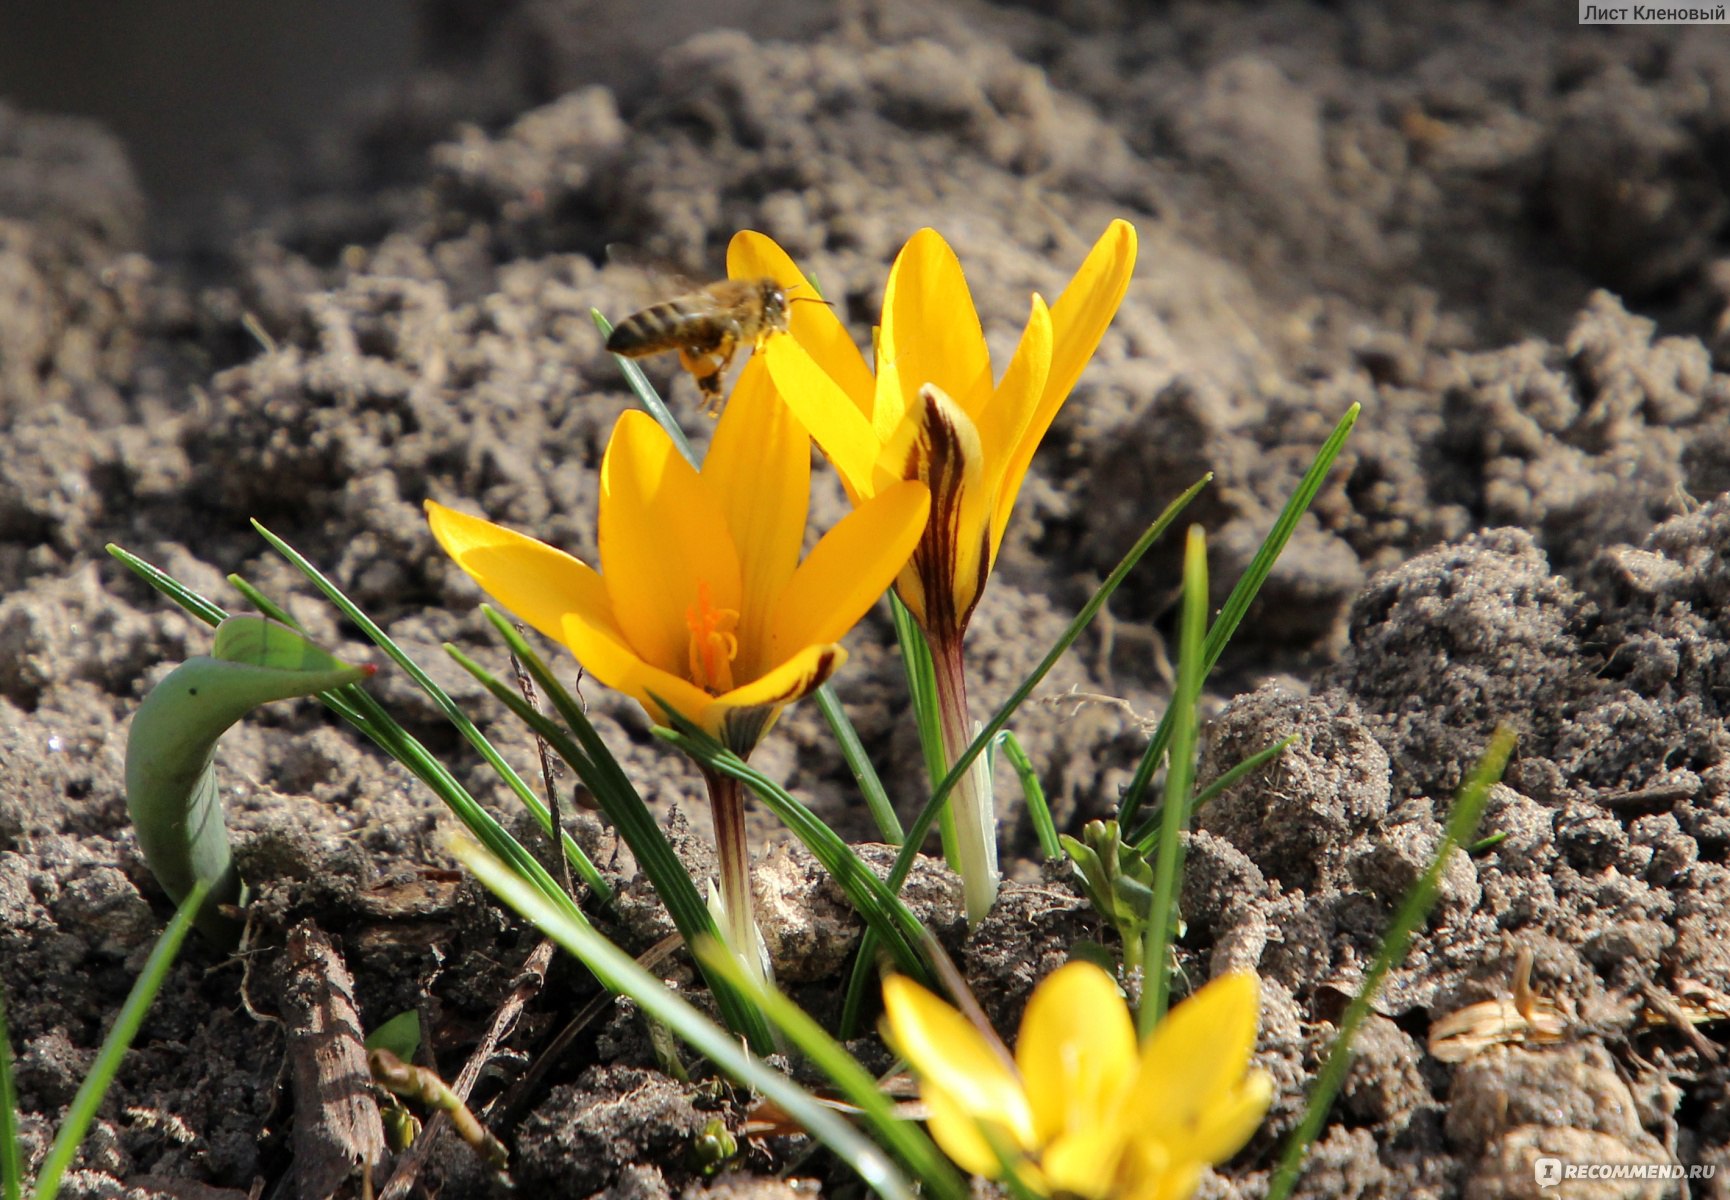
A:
3;2;1730;1198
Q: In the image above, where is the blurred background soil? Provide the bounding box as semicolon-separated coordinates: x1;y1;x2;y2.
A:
3;1;1730;1197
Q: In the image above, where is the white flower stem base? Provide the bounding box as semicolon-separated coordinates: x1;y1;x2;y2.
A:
932;637;999;925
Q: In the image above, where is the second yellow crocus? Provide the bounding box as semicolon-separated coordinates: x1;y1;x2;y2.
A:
736;220;1137;923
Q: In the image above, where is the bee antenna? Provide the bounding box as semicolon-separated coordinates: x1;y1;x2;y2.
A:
787;295;835;308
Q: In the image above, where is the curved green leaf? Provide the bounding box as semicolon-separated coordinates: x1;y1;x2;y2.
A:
125;617;370;944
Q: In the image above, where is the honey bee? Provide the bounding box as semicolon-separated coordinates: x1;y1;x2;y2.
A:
604;277;794;412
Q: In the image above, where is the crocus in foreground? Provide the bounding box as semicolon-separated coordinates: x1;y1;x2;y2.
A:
736;221;1138;923
426;359;929;971
883;961;1270;1200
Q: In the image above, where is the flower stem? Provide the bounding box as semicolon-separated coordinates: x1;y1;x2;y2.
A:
704;768;764;981
930;636;999;924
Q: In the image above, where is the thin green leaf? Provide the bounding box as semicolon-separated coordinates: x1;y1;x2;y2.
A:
818;684;903;845
592;309;699;471
0;990;20;1200
105;544;226;628
994;731;1056;860
454;613;774;1050
32;881;209;1200
1267;726;1516;1200
1139;526;1206;1036
454;838;920;1200
1120;404;1358;828
248;523;611;903
841;476;1209;1035
1130;735;1295;855
655;716;935;987
696;941;969;1200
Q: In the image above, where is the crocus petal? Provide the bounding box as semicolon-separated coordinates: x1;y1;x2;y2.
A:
763;334;880;500
1131;972;1267;1159
992;220;1137;557
1185;1070;1274;1165
922;1082;1017;1180
1041;1124;1130;1200
426;500;608;648
882;384;991;639
769;479;929;662
703;355;809;681
699;642;848;755
1014;961;1137;1146
727;230;876;407
712;641;847;713
877;229;993;443
558;608;717;732
979;293;1052;551
882;976;1037;1151
598;411;742;679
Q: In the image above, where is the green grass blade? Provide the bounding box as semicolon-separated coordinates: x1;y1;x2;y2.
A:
32;881;209;1200
995;731;1057;860
1;990;20;1200
592;309;699;471
247;523;611;903
839;476;1210;1034
1139;527;1206;1036
817;683;903;845
105;544;227;628
453;838;921;1200
1266;726;1515;1200
454;613;774;1050
695;942;969;1200
1120;404;1358;828
1129;735;1295;855
656;718;936;986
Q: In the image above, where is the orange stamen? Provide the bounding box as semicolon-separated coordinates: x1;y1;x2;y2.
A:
685;581;740;694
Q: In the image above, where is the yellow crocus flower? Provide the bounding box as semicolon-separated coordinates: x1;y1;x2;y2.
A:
425;359;929;757
735;220;1137;643
883;962;1271;1200
732;220;1136;924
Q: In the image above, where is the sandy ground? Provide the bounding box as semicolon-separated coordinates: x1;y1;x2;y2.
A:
3;1;1730;1197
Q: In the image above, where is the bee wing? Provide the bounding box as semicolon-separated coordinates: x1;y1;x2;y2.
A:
605;243;710;298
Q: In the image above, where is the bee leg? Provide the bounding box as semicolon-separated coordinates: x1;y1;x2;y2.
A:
678;347;727;415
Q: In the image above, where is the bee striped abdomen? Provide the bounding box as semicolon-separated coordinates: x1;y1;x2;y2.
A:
606;300;730;358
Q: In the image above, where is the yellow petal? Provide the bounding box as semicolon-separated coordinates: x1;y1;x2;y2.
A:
979;293;1052;546
1186;1070;1273;1165
769;479;929;662
877;229;993;444
883;385;991;641
881;976;1036;1151
425;500;607;648
696;641;848;754
1041;1124;1130;1200
712;641;847;712
703;355;809;681
598;411;742;680
1015;961;1137;1146
921;1082;1014;1180
762;334;881;500
1118;1154;1203;1200
727;230;876;407
992;220;1137;557
1131;972;1267;1160
557;607;716;731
